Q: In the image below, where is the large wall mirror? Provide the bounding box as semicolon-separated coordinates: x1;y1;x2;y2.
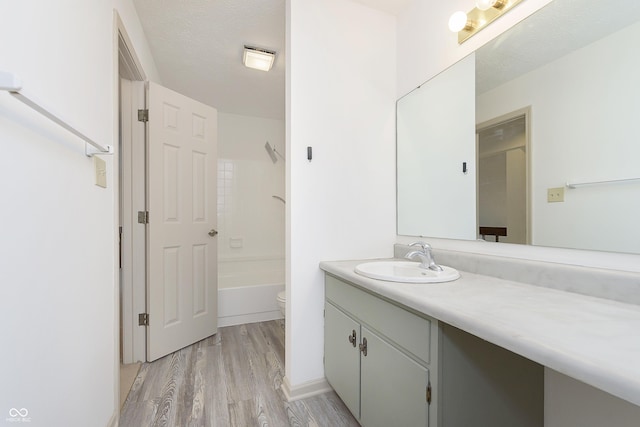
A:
397;0;640;254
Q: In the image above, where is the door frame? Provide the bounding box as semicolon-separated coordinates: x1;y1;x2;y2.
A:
116;13;148;364
476;106;532;245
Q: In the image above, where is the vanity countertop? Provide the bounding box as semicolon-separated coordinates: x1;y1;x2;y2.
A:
320;259;640;407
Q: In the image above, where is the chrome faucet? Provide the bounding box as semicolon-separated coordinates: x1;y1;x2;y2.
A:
405;241;444;272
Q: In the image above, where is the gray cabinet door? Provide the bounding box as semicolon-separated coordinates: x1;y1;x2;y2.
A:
360;326;429;427
325;302;361;420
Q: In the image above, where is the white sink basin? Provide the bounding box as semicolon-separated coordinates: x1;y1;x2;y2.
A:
355;261;460;283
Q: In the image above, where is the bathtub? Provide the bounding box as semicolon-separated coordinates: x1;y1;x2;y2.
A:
217;257;285;327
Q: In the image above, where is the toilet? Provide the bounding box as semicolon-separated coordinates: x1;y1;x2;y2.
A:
276;291;286;318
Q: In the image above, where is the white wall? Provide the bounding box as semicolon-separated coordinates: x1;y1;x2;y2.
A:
217;112;285;265
477;21;640;253
286;0;397;390
0;1;158;425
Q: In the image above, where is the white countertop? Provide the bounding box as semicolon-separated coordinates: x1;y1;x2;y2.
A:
320;259;640;407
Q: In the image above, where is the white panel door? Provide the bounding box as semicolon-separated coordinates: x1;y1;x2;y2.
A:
147;81;218;361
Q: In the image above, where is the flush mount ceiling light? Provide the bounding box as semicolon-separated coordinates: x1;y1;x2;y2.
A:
449;0;524;44
243;46;276;72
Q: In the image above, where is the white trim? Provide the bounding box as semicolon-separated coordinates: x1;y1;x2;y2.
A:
280;376;333;402
107;412;118;427
115;15;148;427
119;78;147;364
116;13;148;367
112;11;122;427
115;14;147;82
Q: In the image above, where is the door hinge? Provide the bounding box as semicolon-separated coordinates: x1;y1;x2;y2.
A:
426;382;432;405
138;313;149;326
138;109;149;122
137;211;149;224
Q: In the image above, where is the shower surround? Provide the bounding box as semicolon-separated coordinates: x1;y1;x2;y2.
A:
217;112;285;326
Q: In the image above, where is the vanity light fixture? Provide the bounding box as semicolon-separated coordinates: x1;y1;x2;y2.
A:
450;0;524;44
242;46;276;72
475;0;507;11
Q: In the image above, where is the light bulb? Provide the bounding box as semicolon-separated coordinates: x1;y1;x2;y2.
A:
475;0;497;10
448;11;469;32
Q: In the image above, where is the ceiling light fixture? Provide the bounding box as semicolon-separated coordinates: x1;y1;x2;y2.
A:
449;0;524;44
243;46;276;72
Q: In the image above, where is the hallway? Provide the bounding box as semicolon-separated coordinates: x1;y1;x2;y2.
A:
119;321;358;426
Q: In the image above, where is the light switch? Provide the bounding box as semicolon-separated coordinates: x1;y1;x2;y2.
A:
94;156;107;188
547;187;564;203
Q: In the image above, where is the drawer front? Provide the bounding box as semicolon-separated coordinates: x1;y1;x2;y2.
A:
326;275;431;364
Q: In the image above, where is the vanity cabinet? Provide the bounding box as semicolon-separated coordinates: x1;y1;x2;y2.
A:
324;272;544;427
324;274;436;427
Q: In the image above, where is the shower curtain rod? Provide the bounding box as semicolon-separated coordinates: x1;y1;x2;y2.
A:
0;71;113;157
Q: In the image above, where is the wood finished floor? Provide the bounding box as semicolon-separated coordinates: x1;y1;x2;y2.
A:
119;320;360;427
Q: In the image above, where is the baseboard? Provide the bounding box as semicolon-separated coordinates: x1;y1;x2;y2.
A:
281;375;333;402
107;410;118;427
218;310;283;328
217;283;284;327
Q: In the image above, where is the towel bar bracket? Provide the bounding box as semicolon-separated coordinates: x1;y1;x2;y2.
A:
85;143;114;157
1;70;113;158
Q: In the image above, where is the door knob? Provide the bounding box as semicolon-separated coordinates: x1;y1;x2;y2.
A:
208;229;218;237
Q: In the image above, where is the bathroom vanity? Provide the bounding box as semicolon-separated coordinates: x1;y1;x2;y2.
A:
324;270;542;426
325;274;437;427
320;252;640;427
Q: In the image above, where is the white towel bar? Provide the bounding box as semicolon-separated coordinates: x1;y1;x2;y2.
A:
566;177;640;189
0;71;112;157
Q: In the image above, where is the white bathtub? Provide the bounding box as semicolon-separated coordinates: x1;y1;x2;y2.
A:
217;257;285;327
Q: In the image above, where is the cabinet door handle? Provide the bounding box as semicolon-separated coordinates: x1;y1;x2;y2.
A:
359;337;368;356
348;329;357;347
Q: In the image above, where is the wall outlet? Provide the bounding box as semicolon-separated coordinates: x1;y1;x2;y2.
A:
547;187;564;203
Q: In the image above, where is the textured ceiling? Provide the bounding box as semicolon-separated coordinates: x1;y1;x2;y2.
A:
137;0;640;118
476;0;640;94
133;0;286;119
132;0;408;121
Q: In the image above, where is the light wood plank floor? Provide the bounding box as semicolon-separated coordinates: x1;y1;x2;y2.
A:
120;320;360;426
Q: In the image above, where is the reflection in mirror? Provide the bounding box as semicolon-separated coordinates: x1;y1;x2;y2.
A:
397;0;640;254
477;112;527;245
397;55;476;240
